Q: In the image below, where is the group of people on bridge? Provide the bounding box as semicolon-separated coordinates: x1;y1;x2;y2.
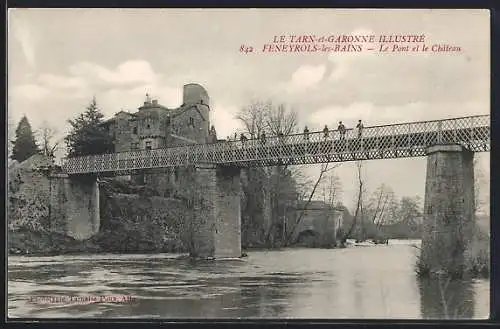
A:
314;120;364;141
225;120;365;146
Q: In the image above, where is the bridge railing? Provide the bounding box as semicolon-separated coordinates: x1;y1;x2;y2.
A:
61;114;489;173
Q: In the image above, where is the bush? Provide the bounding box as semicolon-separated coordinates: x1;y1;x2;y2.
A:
416;226;490;279
464;228;490;278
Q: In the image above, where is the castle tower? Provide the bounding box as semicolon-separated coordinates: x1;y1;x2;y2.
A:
182;83;211;143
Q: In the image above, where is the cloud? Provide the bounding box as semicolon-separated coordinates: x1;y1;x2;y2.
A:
306;100;488;130
10;59;185;115
37;74;88;91
286;64;326;92
328;27;378;81
68;60;160;87
210;103;242;139
11;84;50;100
10;17;36;68
100;84;183;112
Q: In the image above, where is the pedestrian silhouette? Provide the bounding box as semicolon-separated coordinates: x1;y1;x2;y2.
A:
240;133;248;144
278;131;285;143
260;131;266;144
338;121;346;140
304;126;310;141
323;125;329;139
356;120;364;138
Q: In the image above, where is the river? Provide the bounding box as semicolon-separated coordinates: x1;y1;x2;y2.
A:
8;239;489;319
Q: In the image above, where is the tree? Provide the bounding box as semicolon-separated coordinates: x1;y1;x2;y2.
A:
283;162;340;246
236;100;269;138
11;115;39;162
37;121;61;158
343;160;365;242
318;170;343;247
236;99;301;247
8;113;15;160
366;184;396;229
398;196;422;227
65;97;114;157
319;172;342;206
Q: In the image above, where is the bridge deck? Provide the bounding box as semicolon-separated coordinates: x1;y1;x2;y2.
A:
61;115;490;174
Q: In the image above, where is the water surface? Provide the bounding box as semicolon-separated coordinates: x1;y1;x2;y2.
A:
8;240;489;319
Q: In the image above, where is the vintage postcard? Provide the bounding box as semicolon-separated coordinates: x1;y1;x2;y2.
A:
7;8;490;319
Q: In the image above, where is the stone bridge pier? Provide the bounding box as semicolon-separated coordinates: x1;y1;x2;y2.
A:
420;145;476;277
191;164;242;259
50;174;101;240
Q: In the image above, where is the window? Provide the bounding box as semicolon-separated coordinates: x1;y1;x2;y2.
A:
131;142;139;150
146;124;151;129
189;117;195;127
145;141;152;150
132;127;137;134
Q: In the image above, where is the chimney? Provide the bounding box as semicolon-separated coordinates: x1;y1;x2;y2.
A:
144;93;152;106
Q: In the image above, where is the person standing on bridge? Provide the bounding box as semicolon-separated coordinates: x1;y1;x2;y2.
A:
356;120;364;139
240;133;248;145
209;125;217;142
260;131;266;145
278;131;285;144
323;125;329;139
338;121;346;140
304;126;310;141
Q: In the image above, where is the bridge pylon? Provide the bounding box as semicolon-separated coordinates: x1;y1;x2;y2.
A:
190;164;242;259
420;145;476;277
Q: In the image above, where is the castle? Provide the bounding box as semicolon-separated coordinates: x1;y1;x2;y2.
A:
100;83;217;195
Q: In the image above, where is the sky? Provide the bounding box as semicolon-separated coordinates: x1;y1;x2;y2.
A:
7;9;490;211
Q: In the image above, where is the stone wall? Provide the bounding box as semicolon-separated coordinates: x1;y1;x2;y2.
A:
171;104;210;144
8;155;54;232
113;112;139;153
8;154;100;241
60;175;100;240
8;155;101;254
293;208;340;247
96;191;188;253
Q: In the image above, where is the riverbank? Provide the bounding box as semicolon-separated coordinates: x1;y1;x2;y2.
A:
8;228;187;257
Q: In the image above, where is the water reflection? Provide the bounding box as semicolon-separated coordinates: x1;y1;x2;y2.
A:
8;243;490;319
419;278;475;319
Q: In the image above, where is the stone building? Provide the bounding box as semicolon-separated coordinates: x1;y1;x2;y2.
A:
292;200;344;246
100;83;217;196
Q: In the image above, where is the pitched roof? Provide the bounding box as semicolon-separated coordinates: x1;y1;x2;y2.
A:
296;200;341;210
170;104;207;121
115;110;137;117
